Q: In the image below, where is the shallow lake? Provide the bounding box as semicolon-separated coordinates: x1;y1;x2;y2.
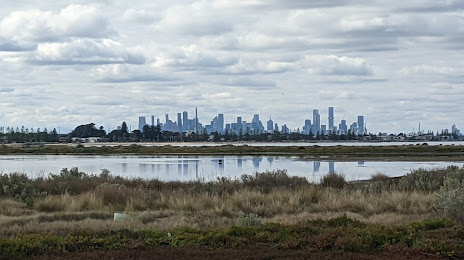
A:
1;155;463;182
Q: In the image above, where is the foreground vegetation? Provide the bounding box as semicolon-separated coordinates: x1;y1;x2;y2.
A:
1;166;464;258
2;143;464;160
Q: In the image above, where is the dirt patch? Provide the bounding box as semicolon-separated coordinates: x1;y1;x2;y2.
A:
33;245;442;260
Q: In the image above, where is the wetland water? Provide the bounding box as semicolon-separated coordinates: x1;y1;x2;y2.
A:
1;155;463;182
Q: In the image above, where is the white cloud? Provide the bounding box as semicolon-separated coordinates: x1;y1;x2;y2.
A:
154;3;234;36
153;44;237;69
32;39;145;65
304;55;374;75
0;5;112;43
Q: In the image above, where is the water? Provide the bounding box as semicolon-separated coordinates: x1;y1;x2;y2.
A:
0;155;462;182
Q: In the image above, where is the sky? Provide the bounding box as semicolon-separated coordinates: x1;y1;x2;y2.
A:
0;0;463;134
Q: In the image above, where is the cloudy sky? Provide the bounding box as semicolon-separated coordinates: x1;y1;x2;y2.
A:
0;0;463;134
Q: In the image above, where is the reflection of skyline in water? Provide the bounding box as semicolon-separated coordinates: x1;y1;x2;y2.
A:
313;161;320;172
329;161;335;173
1;155;462;182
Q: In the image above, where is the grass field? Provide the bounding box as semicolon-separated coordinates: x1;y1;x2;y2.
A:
1;166;464;258
1;143;464;160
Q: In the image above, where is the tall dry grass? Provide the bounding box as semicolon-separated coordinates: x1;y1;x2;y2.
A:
1;166;463;237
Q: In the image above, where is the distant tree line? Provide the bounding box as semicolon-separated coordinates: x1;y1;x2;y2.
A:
0;127;59;143
0;122;461;144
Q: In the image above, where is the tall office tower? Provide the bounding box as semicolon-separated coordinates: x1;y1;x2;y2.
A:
304;119;311;134
267;116;274;131
281;124;289;134
195;108;198;134
312;109;320;134
328;107;334;131
217;114;224;134
156;118;160;126
339;120;347;133
151;115;155;126
182;111;188;131
177;113;182;132
350;122;358;134
274;123;279;132
165;113;169;125
357;116;365;135
252;114;259;128
138;116;147;131
236;116;242;133
321;125;327;135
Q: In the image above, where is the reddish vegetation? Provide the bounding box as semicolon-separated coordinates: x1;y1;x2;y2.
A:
34;246;442;260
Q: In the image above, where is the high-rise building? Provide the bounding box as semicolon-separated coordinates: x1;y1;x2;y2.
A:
267;116;274;131
312;109;320;134
339;120;347;133
138;116;147;131
303;119;311;134
217;114;224;134
321;125;327;135
151;115;155;126
357;116;365;135
177;113;182;132
328;107;334;131
182;111;188;131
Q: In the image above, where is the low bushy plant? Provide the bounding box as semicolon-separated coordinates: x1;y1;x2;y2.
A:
0;173;37;205
238;213;262;227
436;188;464;224
320;172;346;189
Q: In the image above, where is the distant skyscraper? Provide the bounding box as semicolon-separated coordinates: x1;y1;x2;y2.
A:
267;116;274;131
218;114;224;134
177;113;182;132
339;120;347;133
328;107;334;131
182;111;188;131
312;109;320;134
357;116;365;135
321;125;327;135
151;115;155;126
138;116;147;131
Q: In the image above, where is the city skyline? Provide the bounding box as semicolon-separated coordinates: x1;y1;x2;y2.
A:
0;1;463;134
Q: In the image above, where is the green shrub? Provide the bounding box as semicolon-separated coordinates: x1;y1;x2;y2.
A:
408;219;455;231
0;173;37;205
436;188;464;224
238;213;262;227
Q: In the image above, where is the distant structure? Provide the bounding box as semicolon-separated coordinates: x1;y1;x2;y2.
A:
138;116;147;131
195;108;198;134
357;116;365;135
177;113;182;132
312;109;320;135
267;116;274;132
328;107;334;132
133;106;376;137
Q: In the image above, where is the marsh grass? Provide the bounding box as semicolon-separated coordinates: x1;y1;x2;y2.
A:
1;166;464;237
320;172;346;189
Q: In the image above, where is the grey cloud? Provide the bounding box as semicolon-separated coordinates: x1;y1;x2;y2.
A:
122;9;159;24
0;87;14;92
